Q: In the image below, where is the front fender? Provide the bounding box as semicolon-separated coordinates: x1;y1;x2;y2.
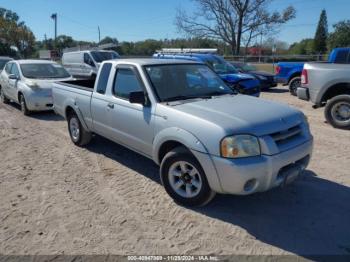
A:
153;127;224;193
152;127;208;164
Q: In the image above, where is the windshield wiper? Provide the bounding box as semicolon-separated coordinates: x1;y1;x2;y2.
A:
163;95;212;102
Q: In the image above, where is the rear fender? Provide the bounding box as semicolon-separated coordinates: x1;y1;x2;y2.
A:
64;98;90;132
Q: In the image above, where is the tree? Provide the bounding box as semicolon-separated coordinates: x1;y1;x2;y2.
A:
313;9;328;54
55;35;75;52
175;0;295;55
328;20;350;50
0;7;35;57
99;36;118;45
288;38;314;55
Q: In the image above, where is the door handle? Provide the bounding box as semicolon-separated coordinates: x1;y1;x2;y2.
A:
107;103;114;109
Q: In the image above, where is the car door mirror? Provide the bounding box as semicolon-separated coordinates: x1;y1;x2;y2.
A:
129;91;146;106
9;74;19;80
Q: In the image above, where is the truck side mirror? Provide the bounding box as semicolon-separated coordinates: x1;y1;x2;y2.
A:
129;91;147;106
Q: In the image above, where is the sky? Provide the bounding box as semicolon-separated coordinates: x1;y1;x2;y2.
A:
0;0;349;45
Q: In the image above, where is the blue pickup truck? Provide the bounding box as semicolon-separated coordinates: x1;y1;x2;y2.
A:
275;47;350;96
153;52;261;97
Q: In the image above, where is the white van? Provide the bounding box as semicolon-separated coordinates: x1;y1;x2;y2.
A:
62;50;120;79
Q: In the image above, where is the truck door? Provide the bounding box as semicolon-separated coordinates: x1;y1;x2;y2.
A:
104;65;154;157
90;62;113;138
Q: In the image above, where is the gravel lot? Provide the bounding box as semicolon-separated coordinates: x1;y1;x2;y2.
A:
0;87;349;257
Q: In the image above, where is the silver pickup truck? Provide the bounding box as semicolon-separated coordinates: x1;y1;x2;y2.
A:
53;59;313;206
297;62;350;129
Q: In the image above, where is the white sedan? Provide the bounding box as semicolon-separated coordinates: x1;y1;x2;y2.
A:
0;60;73;115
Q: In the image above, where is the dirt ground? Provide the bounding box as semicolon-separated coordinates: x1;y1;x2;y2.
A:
0;87;349;257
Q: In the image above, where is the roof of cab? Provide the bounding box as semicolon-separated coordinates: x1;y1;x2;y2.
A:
109;58;203;66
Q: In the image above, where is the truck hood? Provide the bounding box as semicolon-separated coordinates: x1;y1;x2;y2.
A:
173;95;303;136
219;73;254;83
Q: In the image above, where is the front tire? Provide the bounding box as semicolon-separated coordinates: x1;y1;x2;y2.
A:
0;87;10;104
289;77;301;96
160;147;216;207
19;94;30;116
67;112;92;146
325;95;350;129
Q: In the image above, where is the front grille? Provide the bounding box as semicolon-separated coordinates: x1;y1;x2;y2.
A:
270;125;302;146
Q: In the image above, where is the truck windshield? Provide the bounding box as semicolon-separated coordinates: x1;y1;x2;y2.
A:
20;63;71;79
145;64;235;102
90;51;120;63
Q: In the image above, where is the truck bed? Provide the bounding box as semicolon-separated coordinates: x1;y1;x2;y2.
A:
56;79;96;92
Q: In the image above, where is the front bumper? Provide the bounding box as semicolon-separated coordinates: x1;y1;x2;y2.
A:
25;93;54;111
297;87;310;101
260;79;278;90
206;139;313;195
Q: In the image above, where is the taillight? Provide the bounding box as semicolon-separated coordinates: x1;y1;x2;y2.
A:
301;69;308;85
275;66;281;75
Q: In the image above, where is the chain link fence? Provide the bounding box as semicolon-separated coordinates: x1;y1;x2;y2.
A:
224;54;328;63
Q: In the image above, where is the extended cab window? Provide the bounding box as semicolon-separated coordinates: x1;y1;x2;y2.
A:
96;63;112;94
113;68;143;99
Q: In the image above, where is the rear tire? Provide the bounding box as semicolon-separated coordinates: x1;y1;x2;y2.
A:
289;77;301;96
67;112;92;146
160;147;216;207
0;87;10;104
19;94;30;116
325;95;350;129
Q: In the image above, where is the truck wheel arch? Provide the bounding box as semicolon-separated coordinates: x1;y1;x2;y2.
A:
153;128;224;194
64;104;90;132
321;83;350;104
288;72;301;84
153;128;208;165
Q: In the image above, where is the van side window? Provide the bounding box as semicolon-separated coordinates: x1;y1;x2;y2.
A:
113;68;143;100
96;63;112;94
84;53;95;67
5;63;13;74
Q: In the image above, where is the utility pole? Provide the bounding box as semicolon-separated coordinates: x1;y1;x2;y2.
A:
98;26;101;44
51;13;57;41
259;32;263;63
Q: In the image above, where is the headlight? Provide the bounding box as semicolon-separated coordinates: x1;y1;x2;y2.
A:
221;135;261;159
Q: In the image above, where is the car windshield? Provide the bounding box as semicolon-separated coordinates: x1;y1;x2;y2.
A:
20;63;71;79
145;64;235;102
0;59;11;70
90;51;120;63
204;57;239;74
241;64;257;72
